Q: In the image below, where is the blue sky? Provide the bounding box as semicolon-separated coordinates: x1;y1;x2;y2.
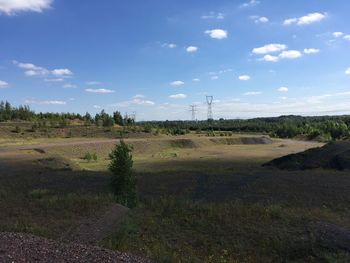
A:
0;0;350;120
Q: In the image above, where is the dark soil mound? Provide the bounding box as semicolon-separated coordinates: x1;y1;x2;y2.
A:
0;232;150;263
210;136;272;145
264;140;350;170
170;139;197;148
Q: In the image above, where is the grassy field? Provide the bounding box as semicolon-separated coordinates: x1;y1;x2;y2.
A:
1;133;349;262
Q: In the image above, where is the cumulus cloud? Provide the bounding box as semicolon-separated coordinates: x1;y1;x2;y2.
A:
252;44;287;54
162;43;177;48
0;80;9;88
238;75;251;81
112;98;155;107
170;80;184;86
262;54;279;62
86;81;101;85
344;35;350;41
192;78;200;82
24;99;66;105
278;87;289;92
13;61;49;76
346;68;350;75
304;48;320;54
201;12;224;20
44;78;64;82
251;16;269;24
93;105;101;109
85;88;115;94
205;29;228;39
0;0;52;15
62;84;76;89
279;50;302;59
13;61;73;78
52;68;73;76
243;91;262;96
333;32;344;38
133;94;145;99
186;46;198;53
240;0;260;8
211;76;219;80
169;93;187;99
283;12;327;26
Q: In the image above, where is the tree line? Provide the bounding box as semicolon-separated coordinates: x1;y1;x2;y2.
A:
0;101;134;127
140;115;350;141
1;100;350;141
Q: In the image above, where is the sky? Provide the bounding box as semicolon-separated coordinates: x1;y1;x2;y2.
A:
0;0;350;120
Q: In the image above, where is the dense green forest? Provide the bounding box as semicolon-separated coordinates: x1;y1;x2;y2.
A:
0;101;132;127
141;116;350;141
1;100;350;141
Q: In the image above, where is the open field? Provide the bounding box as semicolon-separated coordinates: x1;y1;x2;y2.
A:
1;133;350;262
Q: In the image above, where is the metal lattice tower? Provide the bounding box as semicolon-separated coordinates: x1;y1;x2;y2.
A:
189;105;197;121
206;96;213;120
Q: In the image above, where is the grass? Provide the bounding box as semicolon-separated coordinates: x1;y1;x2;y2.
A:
1;133;349;262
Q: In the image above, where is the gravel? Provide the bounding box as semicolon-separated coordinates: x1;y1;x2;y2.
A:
0;232;151;263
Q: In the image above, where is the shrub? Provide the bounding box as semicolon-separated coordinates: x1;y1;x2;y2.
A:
109;140;137;208
84;152;92;161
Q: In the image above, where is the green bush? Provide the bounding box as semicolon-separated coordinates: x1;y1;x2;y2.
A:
109;140;137;208
84;152;92;161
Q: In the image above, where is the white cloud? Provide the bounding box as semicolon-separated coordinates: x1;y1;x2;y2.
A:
24;99;66;105
169;93;187;99
205;29;228;39
201;12;224;20
186;46;198;53
333;32;344;38
44;78;64;82
85;88;115;94
86;81;101;85
52;68;73;76
170;80;184;86
93;105;101;109
0;0;52;15
304;48;320;54
262;55;280;62
251;16;269;23
238;75;251;81
283;12;327;26
346;68;350;75
112;98;155;107
0;80;9;88
132;98;155;105
13;61;49;76
63;84;76;89
14;61;73;78
192;78;200;82
278;87;289;92
344;35;350;41
240;0;260;8
211;76;219;80
134;94;145;99
162;43;177;48
279;50;302;59
252;44;287;54
243;91;262;96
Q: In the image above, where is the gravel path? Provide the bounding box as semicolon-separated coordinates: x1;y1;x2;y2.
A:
61;204;130;245
0;232;150;263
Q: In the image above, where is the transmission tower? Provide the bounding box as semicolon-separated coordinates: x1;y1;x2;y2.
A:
206;96;213;120
189;105;197;121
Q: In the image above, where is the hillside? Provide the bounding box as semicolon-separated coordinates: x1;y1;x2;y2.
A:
264;140;350;170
